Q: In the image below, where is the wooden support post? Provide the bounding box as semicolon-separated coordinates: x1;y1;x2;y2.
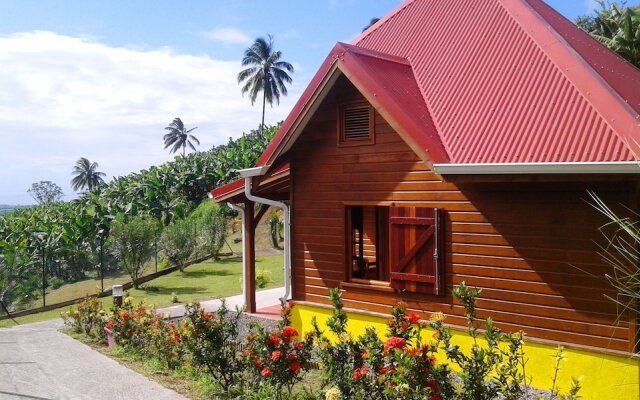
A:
253;204;270;231
244;201;257;313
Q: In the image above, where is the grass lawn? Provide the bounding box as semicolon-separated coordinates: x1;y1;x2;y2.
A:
125;254;283;308
0;254;283;328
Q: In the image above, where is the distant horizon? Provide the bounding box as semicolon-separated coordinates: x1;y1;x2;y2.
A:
0;0;614;205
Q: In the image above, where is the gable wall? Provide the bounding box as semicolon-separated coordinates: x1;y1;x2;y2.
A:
289;77;636;353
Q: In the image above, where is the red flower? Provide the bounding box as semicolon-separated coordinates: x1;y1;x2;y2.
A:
260;367;272;378
294;341;304;351
119;310;129;319
203;312;215;320
409;347;420;356
287;351;298;361
282;326;299;339
105;321;115;330
289;362;301;374
270;350;283;362
267;334;282;346
255;359;263;368
353;366;370;380
427;379;439;392
384;336;406;351
407;312;420;324
242;349;251;357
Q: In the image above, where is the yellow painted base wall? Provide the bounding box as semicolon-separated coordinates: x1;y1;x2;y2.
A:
291;303;640;400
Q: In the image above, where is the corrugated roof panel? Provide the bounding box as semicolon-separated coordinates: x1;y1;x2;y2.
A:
355;0;638;164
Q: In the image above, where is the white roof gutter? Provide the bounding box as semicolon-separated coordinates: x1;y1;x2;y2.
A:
238;167;292;304
433;162;640;175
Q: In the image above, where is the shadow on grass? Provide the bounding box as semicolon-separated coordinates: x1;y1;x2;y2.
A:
213;257;242;265
182;269;234;278
140;286;207;295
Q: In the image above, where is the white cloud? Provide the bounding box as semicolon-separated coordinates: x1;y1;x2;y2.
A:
0;31;301;204
201;27;252;45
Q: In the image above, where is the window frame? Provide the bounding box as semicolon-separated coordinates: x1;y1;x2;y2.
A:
342;202;445;296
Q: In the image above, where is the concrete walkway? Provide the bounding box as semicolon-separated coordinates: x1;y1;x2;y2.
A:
158;286;285;318
0;287;285;400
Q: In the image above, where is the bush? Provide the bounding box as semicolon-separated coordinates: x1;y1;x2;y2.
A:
109;214;157;288
181;300;244;391
244;300;314;398
48;276;65;290
161;218;196;272
313;289;450;400
106;297;155;350
61;296;106;337
195;201;228;260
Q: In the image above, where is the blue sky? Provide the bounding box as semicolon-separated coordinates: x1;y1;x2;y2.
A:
0;0;614;204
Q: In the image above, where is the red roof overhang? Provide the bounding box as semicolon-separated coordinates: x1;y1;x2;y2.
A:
256;42;449;170
210;161;290;203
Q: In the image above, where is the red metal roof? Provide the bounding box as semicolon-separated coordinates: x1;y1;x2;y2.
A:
258;43;448;167
355;0;640;164
211;162;291;202
257;0;640;169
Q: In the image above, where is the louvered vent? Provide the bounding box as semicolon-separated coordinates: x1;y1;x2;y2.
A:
343;106;372;141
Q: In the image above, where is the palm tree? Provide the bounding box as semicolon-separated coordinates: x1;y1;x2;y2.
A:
71;157;106;192
163;117;200;157
237;35;294;134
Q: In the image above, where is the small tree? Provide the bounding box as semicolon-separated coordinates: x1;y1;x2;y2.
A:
27;181;63;204
109;215;156;288
161;218;196;272
197;202;228;260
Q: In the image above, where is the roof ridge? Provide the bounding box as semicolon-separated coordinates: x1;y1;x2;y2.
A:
498;0;640;159
337;42;411;65
352;0;417;45
520;0;640;118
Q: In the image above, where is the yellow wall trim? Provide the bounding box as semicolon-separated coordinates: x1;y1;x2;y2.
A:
291;303;640;400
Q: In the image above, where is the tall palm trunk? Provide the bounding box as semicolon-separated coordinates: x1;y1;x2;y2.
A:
261;88;266;135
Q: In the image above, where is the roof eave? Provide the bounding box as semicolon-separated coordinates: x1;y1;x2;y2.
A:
433;162;640;175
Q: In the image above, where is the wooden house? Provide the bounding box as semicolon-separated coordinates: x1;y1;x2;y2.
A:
212;0;640;397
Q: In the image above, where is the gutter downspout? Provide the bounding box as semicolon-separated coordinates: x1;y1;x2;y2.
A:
239;167;291;302
227;203;246;306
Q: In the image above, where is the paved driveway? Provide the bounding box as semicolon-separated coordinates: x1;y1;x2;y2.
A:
0;319;187;400
0;287;284;400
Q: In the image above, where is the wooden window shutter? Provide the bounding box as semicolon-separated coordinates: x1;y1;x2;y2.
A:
389;207;444;295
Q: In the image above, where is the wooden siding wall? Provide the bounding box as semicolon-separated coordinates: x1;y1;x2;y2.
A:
289;76;636;353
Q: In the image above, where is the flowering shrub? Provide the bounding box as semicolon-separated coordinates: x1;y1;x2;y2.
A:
107;296;155;350
312;289;450;400
244;299;314;398
61;296;107;337
146;316;185;370
355;302;452;400
181;300;244;391
312;288;365;399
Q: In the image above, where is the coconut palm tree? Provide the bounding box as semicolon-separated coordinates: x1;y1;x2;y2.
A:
71;157;106;192
163;117;200;157
237;35;294;133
